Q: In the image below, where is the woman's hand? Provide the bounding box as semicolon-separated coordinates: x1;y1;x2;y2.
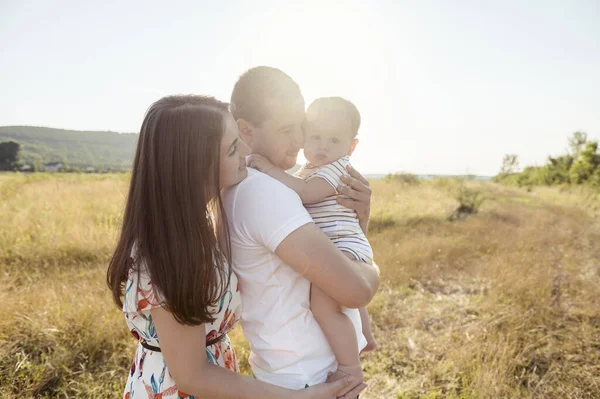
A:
295;372;363;399
336;165;372;233
247;153;275;174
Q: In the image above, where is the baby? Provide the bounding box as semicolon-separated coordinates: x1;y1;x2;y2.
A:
248;97;377;382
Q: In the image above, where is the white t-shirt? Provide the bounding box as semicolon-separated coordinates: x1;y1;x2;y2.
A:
223;168;365;389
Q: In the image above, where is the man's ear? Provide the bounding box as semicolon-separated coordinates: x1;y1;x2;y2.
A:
348;138;359;155
237;119;255;146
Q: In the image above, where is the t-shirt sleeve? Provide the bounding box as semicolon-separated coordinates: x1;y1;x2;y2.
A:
307;157;350;191
234;174;314;252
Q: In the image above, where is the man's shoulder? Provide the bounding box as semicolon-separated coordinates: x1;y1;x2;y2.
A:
225;168;313;251
225;168;302;209
238;168;297;193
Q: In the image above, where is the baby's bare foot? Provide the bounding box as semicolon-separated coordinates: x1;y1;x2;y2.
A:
361;338;378;353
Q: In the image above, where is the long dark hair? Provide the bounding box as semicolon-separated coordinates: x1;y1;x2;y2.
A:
107;95;231;325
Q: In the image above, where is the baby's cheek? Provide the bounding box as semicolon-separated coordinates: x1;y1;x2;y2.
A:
303;140;316;152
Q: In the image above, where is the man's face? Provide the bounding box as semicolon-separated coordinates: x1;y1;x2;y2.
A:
251;98;306;170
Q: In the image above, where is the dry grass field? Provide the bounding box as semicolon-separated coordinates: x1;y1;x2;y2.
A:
1;173;599;398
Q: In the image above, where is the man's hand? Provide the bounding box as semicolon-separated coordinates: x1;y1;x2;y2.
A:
336;164;372;233
326;370;368;399
247;154;275;174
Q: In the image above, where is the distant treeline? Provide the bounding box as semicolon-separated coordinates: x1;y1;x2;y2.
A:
495;132;600;188
0;126;138;171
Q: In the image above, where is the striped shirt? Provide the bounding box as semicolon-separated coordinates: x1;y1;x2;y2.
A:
296;156;373;264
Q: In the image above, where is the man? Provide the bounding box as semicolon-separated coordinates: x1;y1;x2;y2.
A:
224;66;379;398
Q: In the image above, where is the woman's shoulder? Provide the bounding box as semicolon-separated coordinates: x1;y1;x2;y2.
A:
122;249;241;337
123;255;165;314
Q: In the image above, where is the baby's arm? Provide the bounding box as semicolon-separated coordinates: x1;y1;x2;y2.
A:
248;154;335;204
311;284;364;381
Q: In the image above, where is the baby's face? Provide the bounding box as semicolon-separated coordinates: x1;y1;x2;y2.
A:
303;114;355;167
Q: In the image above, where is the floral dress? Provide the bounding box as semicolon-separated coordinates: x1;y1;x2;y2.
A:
122;259;242;399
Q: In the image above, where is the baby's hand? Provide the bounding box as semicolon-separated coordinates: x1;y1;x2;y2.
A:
247;154;275;174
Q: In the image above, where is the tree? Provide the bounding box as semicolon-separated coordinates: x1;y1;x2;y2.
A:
591;167;600;187
546;155;574;184
500;154;520;175
496;132;600;187
0;141;20;171
569;141;599;184
568;131;588;158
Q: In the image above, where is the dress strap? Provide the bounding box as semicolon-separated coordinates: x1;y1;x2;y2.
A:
140;340;161;352
139;334;225;352
206;334;226;347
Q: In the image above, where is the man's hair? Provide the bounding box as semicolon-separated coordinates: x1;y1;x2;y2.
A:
306;97;361;138
230;66;303;126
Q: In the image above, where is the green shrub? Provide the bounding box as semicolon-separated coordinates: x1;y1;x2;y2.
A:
496;133;600;188
449;183;485;221
385;173;420;186
369;209;397;232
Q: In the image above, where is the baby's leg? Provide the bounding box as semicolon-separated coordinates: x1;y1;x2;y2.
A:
359;307;377;353
339;250;378;353
310;283;362;381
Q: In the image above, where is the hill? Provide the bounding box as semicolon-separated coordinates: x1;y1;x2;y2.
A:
0;126;138;170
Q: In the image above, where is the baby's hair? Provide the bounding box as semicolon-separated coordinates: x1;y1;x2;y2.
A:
306;97;361;138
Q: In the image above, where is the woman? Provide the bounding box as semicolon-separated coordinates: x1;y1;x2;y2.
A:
107;95;357;398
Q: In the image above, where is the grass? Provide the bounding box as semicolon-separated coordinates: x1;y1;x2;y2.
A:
1;173;599;398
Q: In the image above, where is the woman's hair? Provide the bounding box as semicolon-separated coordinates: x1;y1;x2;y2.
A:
107;95;231;325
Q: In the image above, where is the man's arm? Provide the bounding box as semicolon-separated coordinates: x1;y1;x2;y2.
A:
275;223;380;308
235;171;379;308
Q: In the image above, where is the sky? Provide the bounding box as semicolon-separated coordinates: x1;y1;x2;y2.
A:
1;0;599;175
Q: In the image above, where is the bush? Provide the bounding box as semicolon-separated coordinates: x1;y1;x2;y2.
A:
493;173;520;185
385;173;420;185
369;209;397;232
449;183;485;221
495;133;600;188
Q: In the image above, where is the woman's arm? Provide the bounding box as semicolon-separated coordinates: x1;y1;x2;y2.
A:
275;223;380;309
151;307;357;399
